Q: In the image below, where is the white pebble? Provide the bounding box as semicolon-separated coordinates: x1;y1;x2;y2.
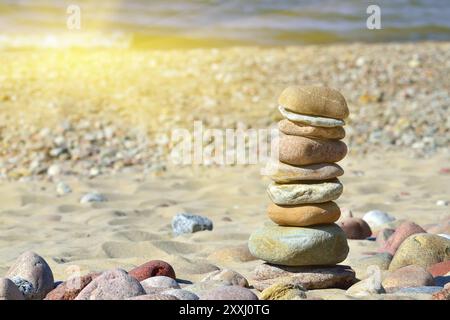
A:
80;192;106;204
363;210;395;229
436;200;449;206
56;182;72;195
47;164;61;177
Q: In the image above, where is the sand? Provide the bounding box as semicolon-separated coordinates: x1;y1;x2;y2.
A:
0;42;449;299
0;150;449;298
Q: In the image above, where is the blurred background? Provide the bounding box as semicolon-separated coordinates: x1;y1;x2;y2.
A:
0;1;449;180
1;0;450;48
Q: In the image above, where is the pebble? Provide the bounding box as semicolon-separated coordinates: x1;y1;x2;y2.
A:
337;217;372;240
267;201;341;227
172;213;213;236
278;135;347;166
345;273;385;297
56;181;72;195
278;119;346;140
434;275;450;287
382;265;435;293
432;283;450;300
183;280;230;297
278;85;349;119
267;179;343;205
396;286;443;295
376;228;395;246
75;269;145;300
436;200;449;206
260;279;306;300
426;217;450;234
379;221;426;255
439;234;450;240
0;278;25;300
44;272;101;300
427;261;450;277
201;269;248;287
263;160;344;183
127;294;178;300
363;210;395;229
6;251;54;300
80;192;107;204
389;233;450;271
353;253;393;271
128;260;176;281
201;285;258;300
251;263;356;290
47;164;61;177
248;224;349;266
140;276;180;292
163;289;199;300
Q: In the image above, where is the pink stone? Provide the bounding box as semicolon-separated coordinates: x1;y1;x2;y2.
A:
427;261;450;277
379;221;426;255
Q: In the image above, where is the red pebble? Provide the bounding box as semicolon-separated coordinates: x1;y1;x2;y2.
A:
128;260;176;281
44;272;101;300
379;221;426;255
427;261;450;277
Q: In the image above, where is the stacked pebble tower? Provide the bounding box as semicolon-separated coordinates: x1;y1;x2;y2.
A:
249;85;350;267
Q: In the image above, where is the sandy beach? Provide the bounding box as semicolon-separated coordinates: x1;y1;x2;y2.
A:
0;150;449;299
0;42;449;300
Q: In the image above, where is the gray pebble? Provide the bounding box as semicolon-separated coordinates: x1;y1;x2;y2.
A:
163;289;199;300
172;213;213;236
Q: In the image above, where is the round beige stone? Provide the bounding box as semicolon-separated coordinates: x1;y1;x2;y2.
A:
267;202;341;227
279;119;345;140
389;233;450;271
263;160;344;183
278;135;347;166
278;85;349;119
267;179;343;205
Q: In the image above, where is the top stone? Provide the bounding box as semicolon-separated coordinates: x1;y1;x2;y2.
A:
278;86;349;120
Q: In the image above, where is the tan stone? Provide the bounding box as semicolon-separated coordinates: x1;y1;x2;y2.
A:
278;135;347;166
263;160;344;183
389;233;450;271
278;85;349;119
259;278;306;300
267;202;340;227
279;119;345;139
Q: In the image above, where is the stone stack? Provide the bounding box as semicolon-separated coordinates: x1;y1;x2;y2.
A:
249;86;355;289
